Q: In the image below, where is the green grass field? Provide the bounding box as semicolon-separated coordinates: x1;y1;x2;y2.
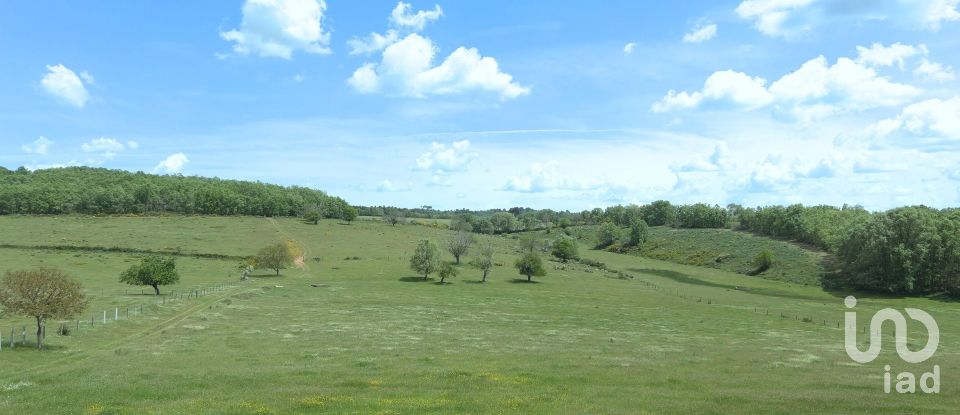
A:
0;216;956;414
570;225;828;286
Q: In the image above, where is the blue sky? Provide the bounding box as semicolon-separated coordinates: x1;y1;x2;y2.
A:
2;0;960;211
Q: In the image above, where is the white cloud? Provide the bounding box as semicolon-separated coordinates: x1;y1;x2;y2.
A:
869;97;960;140
220;0;331;59
21;137;53;155
376;179;413;192
127;141;140;150
855;42;921;69
654;54;921;120
653;70;773;112
346;4;529;101
348;30;400;55
154;153;189;174
736;0;960;36
81;137;126;153
389;2;443;31
914;58;955;82
623;42;636;54
683;23;717;43
503;161;601;193
735;0;815;37
348;33;529;100
40;64;90;108
414;140;478;172
671;142;732;172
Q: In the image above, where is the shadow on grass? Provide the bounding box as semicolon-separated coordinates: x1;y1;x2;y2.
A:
509;278;540;284
3;343;69;352
433;281;454;285
464;280;488;284
249;274;284;278
630;268;825;302
399;276;433;282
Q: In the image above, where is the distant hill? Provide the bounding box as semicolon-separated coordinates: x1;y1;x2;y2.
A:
0;166;350;217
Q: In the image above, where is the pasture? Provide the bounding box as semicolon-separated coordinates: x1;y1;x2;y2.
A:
0;216;956;414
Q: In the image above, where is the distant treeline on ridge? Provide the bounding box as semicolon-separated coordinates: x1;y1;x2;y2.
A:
0;166;351;218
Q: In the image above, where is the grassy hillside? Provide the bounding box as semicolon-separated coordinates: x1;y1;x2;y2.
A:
0;217;956;414
569;225;827;286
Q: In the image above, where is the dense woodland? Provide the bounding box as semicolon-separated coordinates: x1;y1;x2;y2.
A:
2;166;957;296
0;166;351;218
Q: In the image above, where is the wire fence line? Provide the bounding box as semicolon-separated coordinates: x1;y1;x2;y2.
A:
0;282;233;351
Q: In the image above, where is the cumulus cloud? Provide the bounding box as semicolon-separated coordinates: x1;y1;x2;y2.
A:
503;161;601;193
80;137;138;162
389;2;443;30
220;0;331;59
654;53;921;120
914;58;956;81
868;97;960;140
21;137;53;155
653;70;773;112
414;140;477;172
376;179;413;192
856;42;922;69
154;153;189;174
683;23;717;43
623;42;636;54
40;64;90;108
671;142;732;172
735;0;815;37
346;3;529;101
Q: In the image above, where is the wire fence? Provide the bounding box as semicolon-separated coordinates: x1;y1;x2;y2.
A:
0;282;232;351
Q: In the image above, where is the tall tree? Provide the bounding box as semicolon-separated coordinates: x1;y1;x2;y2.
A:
120;256;180;295
383;208;403;226
446;232;473;264
256;242;294;276
410;240;441;280
470;244;495;283
340;205;358;224
515;251;547;282
628;219;649;247
0;268;89;349
551;236;579;262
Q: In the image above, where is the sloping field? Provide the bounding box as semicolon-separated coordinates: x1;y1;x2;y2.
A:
0;217;956;414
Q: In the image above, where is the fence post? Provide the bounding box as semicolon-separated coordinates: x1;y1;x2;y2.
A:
103;311;107;324
10;327;14;348
115;308;119;321
21;326;26;343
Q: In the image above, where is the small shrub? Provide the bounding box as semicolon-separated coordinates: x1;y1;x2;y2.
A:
749;250;774;275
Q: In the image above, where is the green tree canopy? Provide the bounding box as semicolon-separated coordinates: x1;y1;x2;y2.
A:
410;239;441;280
515;251;547;282
120;256;180;295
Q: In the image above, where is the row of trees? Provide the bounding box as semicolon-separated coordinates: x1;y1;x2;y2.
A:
410;233;547;283
737;204;871;251
0;167;351;218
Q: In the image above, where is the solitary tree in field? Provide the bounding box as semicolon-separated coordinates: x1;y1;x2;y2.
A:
628;219;649;247
551;236;579;262
469;244;495;283
303;210;321;225
120;256;180;295
446;232;473;264
256;242;295;276
438;262;458;284
0;268;88;349
383;209;403;226
515;251;547;282
596;221;621;248
410;239;441;280
341;205;358;224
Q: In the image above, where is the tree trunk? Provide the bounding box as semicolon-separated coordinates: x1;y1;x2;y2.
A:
440;276;446;284
527;274;532;282
276;268;280;276
424;272;429;280
454;255;460;264
482;270;488;283
35;316;43;350
153;284;160;295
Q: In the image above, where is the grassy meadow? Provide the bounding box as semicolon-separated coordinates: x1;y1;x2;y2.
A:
0;216;957;414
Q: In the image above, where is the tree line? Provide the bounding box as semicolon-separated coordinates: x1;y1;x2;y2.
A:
0;167;351;218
